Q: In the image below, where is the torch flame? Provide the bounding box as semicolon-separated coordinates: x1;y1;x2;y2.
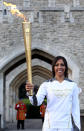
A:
3;2;27;22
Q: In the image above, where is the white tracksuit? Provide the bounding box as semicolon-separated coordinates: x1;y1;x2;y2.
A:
29;79;81;131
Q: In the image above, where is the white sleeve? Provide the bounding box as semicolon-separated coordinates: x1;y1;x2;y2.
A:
36;82;47;106
72;83;81;130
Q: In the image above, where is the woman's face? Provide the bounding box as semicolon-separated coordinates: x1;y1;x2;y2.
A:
54;59;66;77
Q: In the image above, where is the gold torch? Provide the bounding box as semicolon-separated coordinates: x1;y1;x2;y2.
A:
22;22;33;96
3;2;33;96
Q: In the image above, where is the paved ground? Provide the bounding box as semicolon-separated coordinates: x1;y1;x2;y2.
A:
3;118;84;131
4;119;42;131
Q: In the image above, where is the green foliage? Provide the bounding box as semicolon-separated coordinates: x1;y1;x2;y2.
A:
44;98;47;104
21;98;41;118
22;98;32;105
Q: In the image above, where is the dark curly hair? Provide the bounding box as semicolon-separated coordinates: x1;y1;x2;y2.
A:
52;56;68;78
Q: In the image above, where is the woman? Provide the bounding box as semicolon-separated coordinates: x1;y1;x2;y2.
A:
26;56;81;131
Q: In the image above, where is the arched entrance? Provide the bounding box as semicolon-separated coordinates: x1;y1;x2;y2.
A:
8;65;52;122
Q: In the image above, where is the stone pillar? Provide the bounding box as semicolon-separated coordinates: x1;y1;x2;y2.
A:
6;80;16;122
9;86;13;122
5;79;10;122
0;72;5;128
12;86;16;122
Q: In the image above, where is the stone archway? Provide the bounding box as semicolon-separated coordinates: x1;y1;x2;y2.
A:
4;58;52;122
7;65;52;122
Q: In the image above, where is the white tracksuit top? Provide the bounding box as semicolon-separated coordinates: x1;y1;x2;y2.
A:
29;79;81;130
